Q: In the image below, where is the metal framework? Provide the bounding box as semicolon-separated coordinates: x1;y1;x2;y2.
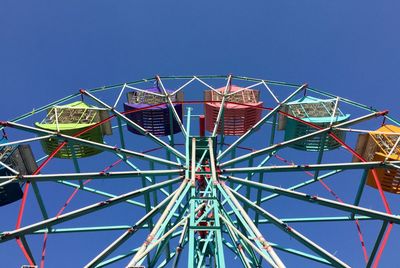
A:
0;75;399;268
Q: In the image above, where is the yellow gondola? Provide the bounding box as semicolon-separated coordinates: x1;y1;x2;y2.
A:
353;124;400;194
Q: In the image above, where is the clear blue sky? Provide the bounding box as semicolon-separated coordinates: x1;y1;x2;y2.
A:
1;1;400;267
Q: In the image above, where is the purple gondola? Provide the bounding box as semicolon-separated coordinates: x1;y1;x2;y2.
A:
123;87;184;136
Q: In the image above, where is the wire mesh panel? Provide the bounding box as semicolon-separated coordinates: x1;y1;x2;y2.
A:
204;86;263;136
124;88;184;136
353;124;400;193
35;101;111;159
279;96;350;151
42;106;98;125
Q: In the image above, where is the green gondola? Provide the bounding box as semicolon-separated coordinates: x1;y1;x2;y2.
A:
35;101;112;158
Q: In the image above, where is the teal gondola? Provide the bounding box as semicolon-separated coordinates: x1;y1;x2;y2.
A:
278;96;350;151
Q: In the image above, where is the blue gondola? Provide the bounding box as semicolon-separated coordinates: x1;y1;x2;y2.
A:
0;144;37;206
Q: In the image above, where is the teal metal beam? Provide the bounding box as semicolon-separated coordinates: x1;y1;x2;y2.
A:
30;182;49;220
259;170;342;203
132;209;195;267
222;161;400;174
255;172;264;226
257;215;373;224
224;239;333;267
231;188;349;268
208;138;226;268
84;193;176;268
351;170;368;219
230;75;379;113
222;169;341;218
0;169;183;183
2;75;386;132
172;218;189;267
2;121;181;167
225;176;400;224
222;217;254;267
149;205;190;267
269;242;331;266
0;177;182;243
114;153;175;203
33;225;133;234
221;153;275;207
19;236;36;266
366;221;389;268
218;183;283;267
56;180;146;208
220;111;385;167
95;231;183;267
127;180;191;267
218;213;280;268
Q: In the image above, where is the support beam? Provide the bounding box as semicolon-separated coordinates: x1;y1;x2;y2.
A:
225;176;400;224
212;74;232;137
0;135;53;148
19;236;36;266
0;169;183;183
218;182;285;268
259;170;342;203
85;193;176;268
172;219;189;267
222;161;400;174
220;111;385;167
127;179;192;267
2;121;181;167
231;188;350;268
156;75;187;137
95;231;183;268
56;180;146;208
0;177;182;242
219;215;279;268
366;221;389;268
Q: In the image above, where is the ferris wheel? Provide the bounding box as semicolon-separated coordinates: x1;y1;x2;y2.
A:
0;74;399;268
